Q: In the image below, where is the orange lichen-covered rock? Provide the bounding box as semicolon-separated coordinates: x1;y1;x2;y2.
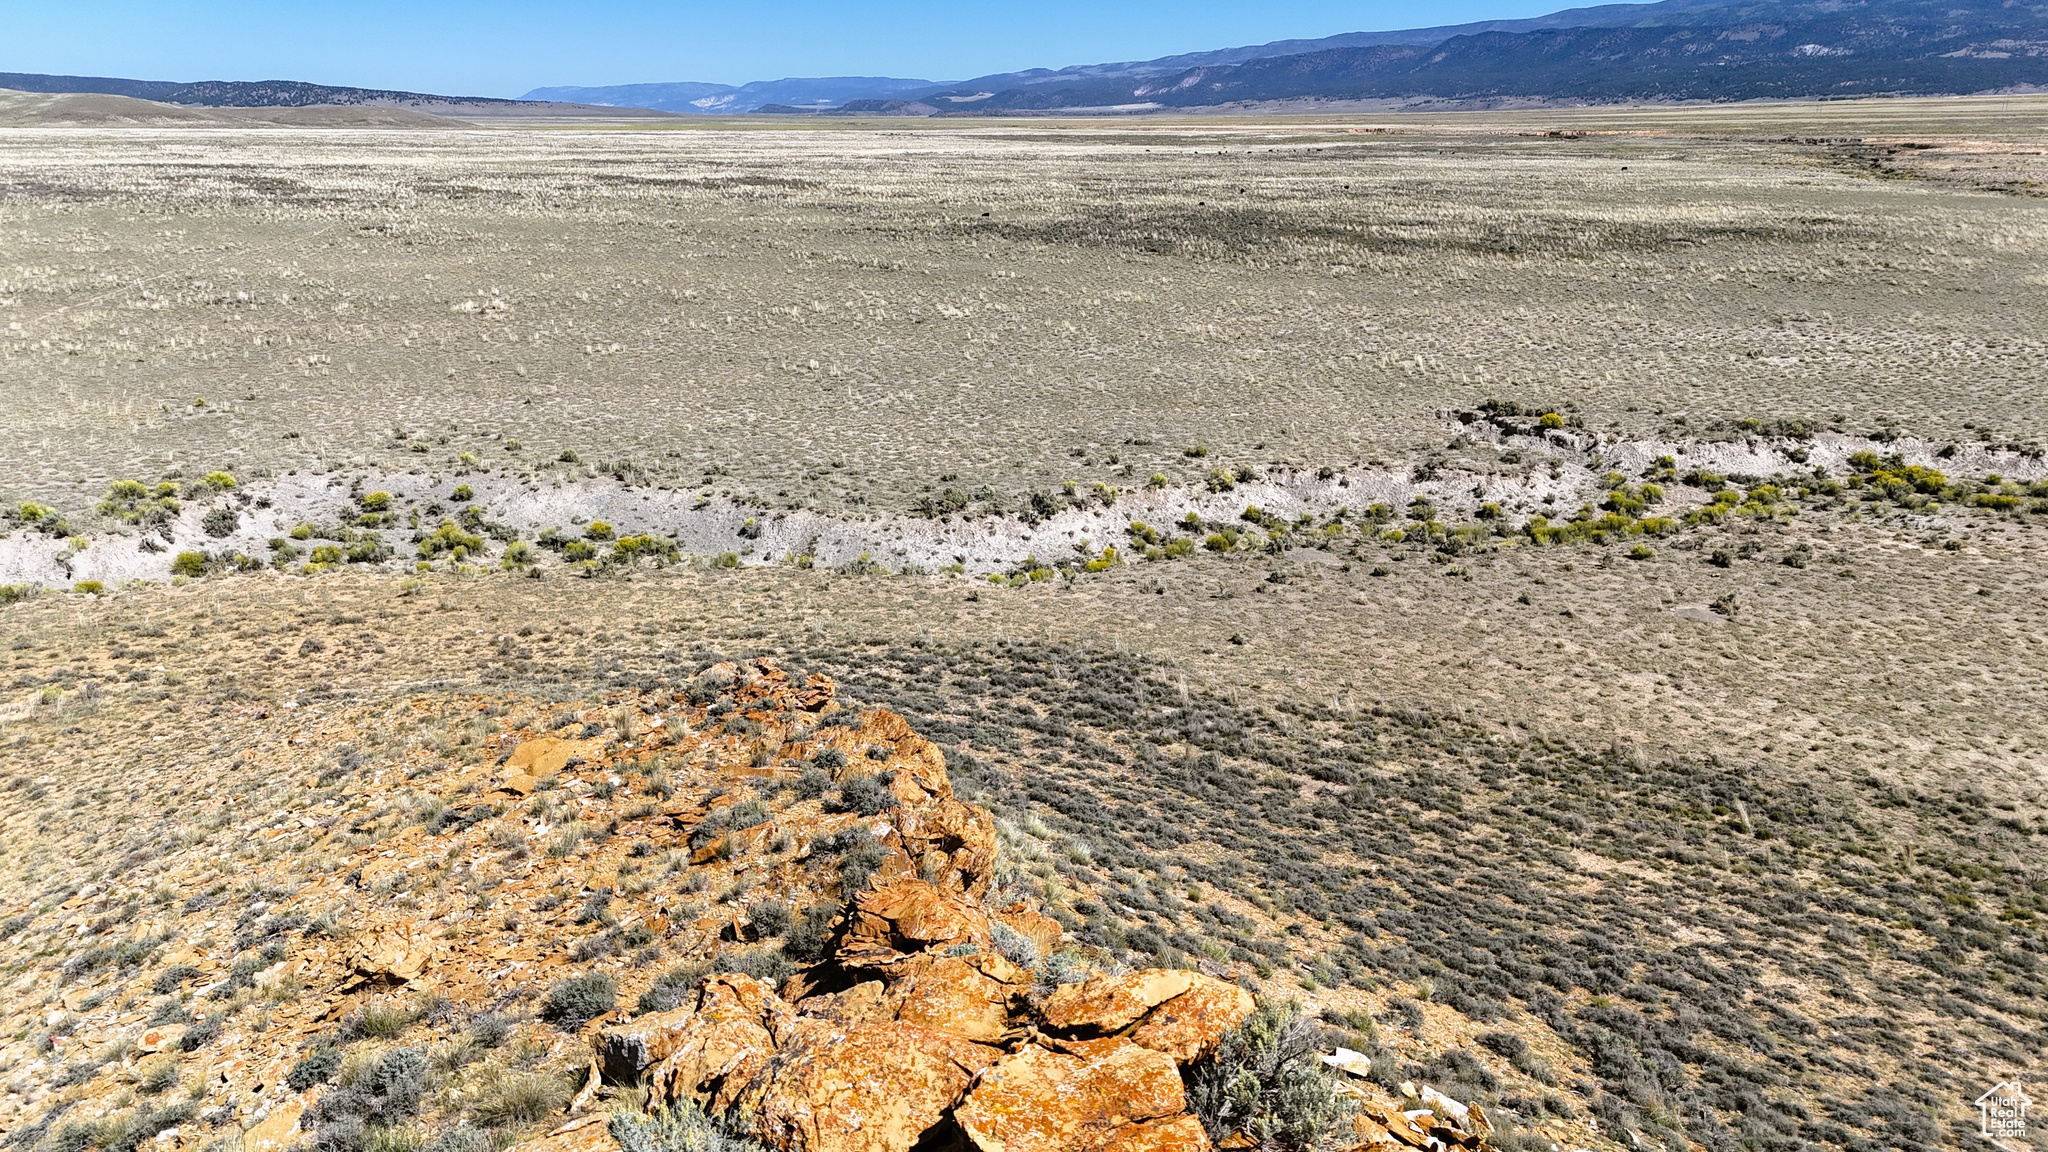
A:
1042;969;1253;1063
839;876;992;968
643;974;794;1112
1042;969;1200;1033
886;952;1031;1043
1127;977;1256;1064
897;797;997;899
506;736;603;777
955;1039;1210;1152
732;1018;1002;1152
793;979;892;1027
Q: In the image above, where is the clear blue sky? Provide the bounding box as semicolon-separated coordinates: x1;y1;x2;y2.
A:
0;0;1565;96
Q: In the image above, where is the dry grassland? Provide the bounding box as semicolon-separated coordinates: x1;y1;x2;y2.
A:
5;100;2048;520
2;99;2046;1152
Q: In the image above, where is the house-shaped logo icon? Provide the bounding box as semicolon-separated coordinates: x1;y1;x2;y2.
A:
1977;1081;2031;1140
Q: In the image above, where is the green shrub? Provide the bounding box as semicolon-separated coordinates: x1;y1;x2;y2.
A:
98;480;182;526
359;490;392;512
73;580;105;594
1186;998;1351;1150
418;520;484;560
170;552;207;578
203;471;237;491
541;972;616;1030
450;484;474;502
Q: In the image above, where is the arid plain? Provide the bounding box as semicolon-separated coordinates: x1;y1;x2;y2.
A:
2;100;2046;1152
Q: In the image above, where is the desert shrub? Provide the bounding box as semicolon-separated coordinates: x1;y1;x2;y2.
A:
780;904;839;962
611;1102;769;1152
839;836;890;892
201;507;240;538
468;1067;572;1126
1479;1031;1555;1084
638;965;707;1015
67;1101;197;1152
308;1046;430;1152
829;772;895;816
725;798;771;830
287;1048;344;1091
170;552;207;578
468;1013;511;1049
418;520;485;560
176;1016;221;1052
421;1132;490;1152
11;502;70;537
792;767;832;800
1186;998;1352;1150
989;919;1039;968
150;965;200;995
750;900;793;937
341;1000;415;1041
97;480;181;526
541;972;616;1029
711;946;794;984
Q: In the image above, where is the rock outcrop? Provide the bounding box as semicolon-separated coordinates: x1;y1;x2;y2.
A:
9;657;1378;1152
602;873;1246;1151
572;664;1256;1152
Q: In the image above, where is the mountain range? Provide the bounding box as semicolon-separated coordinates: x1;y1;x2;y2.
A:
535;0;2048;113
6;0;2046;118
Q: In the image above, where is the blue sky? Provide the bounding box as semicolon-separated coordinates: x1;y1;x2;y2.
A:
0;0;1565;96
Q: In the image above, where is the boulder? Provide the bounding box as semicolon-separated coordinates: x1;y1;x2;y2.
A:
897;798;997;899
241;1101;304;1152
1041;969;1252;1064
137;1024;184;1054
839;877;991;968
599;1004;697;1085
1042;969;1198;1033
793;979;892;1027
506;736;602;777
1126;977;1255;1064
955;1039;1210;1152
644;974;794;1113
731;1018;1002;1152
886;952;1030;1043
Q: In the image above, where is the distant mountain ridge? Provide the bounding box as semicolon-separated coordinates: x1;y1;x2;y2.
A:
536;0;2048;114
0;72;672;118
905;0;2048;112
521;77;940;113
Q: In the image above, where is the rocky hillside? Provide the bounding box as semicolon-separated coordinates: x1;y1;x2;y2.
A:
0;660;1511;1152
